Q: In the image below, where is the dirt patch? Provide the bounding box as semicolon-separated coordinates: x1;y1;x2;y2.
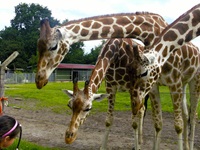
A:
3;98;200;150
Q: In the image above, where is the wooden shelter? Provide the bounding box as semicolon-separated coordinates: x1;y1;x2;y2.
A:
55;63;95;81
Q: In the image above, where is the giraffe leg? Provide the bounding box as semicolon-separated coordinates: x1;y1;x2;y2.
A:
149;84;162;150
169;86;184;150
132;114;138;150
100;89;116;150
138;106;145;146
182;85;189;150
131;105;145;150
188;75;200;150
132;110;143;150
100;119;112;150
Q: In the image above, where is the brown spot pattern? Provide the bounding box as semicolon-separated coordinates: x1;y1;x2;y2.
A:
80;28;89;37
81;21;92;28
174;23;189;35
163;30;177;41
72;26;80;34
92;22;101;29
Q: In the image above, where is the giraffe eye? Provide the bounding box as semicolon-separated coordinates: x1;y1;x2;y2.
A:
67;103;72;109
83;107;92;112
49;44;58;51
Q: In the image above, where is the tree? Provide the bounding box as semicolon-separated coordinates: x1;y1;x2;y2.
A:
0;3;60;71
84;40;106;64
11;3;59;31
62;42;85;64
0;27;24;69
0;3;102;71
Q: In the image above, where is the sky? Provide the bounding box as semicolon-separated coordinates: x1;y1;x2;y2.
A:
0;0;200;53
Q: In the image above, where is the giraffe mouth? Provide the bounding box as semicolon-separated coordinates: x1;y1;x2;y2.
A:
65;130;77;144
35;77;48;89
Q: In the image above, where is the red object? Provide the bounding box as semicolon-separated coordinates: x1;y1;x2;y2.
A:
0;97;8;116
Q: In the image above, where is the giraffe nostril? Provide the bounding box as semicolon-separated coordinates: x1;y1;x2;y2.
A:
70;132;73;137
66;131;74;138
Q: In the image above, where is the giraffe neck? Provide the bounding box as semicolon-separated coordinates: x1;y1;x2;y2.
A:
60;12;167;47
87;38;123;93
152;4;200;66
89;57;111;94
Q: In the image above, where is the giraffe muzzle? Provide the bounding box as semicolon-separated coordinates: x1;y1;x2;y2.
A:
35;78;48;89
65;130;77;144
35;73;48;89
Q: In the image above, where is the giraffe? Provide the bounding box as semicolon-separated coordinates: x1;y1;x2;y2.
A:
128;3;200;150
35;12;168;89
63;39;145;149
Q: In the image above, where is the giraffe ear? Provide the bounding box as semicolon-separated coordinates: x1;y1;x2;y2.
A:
56;29;62;39
63;90;73;98
93;94;109;101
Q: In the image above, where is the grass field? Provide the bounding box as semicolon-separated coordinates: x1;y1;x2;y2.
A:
5;82;199;115
6;140;60;150
4;81;200;149
4;82;173;113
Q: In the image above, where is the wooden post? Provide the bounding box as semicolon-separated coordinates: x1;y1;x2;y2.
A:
0;51;19;115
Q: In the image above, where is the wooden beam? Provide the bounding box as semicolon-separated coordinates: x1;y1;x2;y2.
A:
0;51;19;115
1;51;19;68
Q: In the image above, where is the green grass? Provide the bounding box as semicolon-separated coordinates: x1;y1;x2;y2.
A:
5;139;60;150
5;82;76;113
5;82;132;113
5;82;200;115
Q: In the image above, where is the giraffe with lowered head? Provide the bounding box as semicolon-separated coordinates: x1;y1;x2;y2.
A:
35;12;168;89
64;39;145;149
128;3;200;150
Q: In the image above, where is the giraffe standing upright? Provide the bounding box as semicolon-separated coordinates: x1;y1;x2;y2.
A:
128;3;200;150
63;39;145;149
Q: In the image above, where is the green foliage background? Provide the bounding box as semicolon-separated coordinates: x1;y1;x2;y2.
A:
0;3;104;72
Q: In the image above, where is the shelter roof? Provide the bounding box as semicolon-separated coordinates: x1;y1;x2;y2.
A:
57;63;95;69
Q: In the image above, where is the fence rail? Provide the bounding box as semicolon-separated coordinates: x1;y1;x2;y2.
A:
4;72;91;84
5;73;55;84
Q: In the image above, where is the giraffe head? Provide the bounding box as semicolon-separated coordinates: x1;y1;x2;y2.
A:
63;78;108;144
36;18;70;89
127;47;160;115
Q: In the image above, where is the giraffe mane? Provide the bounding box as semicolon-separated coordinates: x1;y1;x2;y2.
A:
62;12;162;26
